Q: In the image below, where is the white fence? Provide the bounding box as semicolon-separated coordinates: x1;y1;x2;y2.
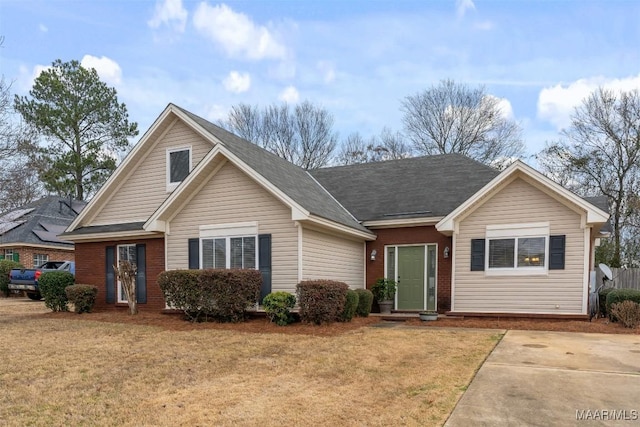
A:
595;267;640;290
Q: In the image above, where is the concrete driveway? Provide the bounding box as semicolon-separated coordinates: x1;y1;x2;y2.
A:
445;330;640;426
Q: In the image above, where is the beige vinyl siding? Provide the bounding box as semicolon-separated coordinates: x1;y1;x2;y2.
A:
301;227;365;288
92;120;212;225
454;177;586;314
167;162;299;292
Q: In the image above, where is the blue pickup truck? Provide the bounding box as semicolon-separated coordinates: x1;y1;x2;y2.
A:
8;261;75;300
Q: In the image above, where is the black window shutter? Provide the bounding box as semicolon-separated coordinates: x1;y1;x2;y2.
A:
258;234;272;303
106;246;115;304
188;238;199;269
549;235;565;270
471;239;485;271
136;244;147;304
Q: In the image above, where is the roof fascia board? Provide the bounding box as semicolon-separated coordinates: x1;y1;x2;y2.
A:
67;106;179;232
59;230;162;243
362;217;445;229
305;214;376;241
0;242;74;250
437;161;609;232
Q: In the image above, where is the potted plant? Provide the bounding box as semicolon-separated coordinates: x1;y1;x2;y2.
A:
419;310;438;321
372;278;396;314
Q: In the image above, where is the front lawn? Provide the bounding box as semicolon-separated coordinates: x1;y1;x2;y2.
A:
0;299;500;426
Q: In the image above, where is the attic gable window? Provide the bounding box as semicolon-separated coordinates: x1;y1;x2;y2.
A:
167;146;191;191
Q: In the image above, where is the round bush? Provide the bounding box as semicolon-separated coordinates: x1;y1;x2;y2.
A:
355;288;373;317
263;291;297;326
296;280;348;325
65;284;98;313
340;289;359;322
39;271;74;312
605;288;640;321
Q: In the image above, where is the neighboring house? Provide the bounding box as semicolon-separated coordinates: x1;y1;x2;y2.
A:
0;196;85;267
61;104;610;318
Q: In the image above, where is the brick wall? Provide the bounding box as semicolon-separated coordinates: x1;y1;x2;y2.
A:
366;226;452;312
74;238;166;312
1;247;74;268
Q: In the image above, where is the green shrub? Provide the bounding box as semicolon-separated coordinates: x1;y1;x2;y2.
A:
157;269;262;323
157;270;202;321
371;278;396;302
339;289;359;322
39;271;74;312
598;287;616;317
605;288;640;320
296;280;348;325
0;259;22;297
355;288;373;317
263;291;297;326
199;269;262;322
610;300;640;328
65;284;98;313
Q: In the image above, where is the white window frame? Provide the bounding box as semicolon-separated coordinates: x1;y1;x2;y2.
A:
199;222;259;270
485;223;549;276
117;244;137;303
166;146;192;192
33;253;49;268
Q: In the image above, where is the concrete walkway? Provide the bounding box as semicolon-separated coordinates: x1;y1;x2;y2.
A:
445;330;640;427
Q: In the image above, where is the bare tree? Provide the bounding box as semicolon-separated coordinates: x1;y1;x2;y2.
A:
223;101;338;170
537;88;640;267
0;58;44;211
401;79;524;165
114;260;137;315
336;128;414;165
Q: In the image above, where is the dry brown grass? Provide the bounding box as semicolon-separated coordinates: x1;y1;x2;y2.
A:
0;299;500;426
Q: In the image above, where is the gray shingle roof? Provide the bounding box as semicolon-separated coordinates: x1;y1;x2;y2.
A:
0;196;85;247
309;154;501;221
64;222;146;235
174;105;370;234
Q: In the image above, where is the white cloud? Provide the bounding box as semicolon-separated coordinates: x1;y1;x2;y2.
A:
537;74;640;130
317;61;336;84
39;24;48;33
494;96;514;119
456;0;475;18
204;104;228;122
81;55;123;86
474;20;493;31
279;85;299;103
223;71;251;93
192;2;286;60
148;0;188;32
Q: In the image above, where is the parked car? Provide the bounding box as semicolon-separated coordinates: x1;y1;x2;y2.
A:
8;261;75;300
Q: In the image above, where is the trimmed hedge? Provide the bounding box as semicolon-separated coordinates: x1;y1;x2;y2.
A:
65;284;98;313
339;289;359;322
157;270;203;321
296;280;348;325
605;288;640;320
355;288;373;317
39;271;75;312
263;291;297;326
157;269;262;323
610;300;640;329
0;259;22;297
598;287;616;317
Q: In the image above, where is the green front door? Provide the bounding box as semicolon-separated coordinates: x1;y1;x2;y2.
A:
397;246;425;310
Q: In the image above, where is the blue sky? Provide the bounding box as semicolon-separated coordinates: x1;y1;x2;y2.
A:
1;0;639;160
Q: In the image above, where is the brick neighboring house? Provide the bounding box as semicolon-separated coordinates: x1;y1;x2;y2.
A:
61;104;611;317
0;196;85;267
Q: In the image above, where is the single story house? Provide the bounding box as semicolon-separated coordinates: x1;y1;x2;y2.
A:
0;196;85;267
61;104;610;317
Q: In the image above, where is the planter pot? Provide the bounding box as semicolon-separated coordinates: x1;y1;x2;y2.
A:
419;312;438;321
378;300;394;314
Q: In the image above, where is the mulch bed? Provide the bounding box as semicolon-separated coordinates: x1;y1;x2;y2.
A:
39;308;640;336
